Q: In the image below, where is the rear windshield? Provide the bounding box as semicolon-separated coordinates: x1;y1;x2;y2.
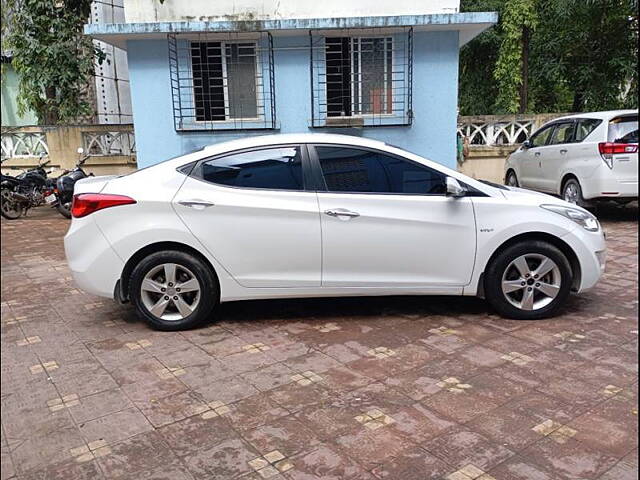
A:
608;115;638;143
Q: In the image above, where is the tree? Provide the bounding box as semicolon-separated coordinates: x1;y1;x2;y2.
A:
5;0;105;124
493;0;537;113
459;0;638;115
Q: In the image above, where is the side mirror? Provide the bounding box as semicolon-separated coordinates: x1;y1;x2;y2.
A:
446;177;467;198
77;147;84;154
522;140;532;149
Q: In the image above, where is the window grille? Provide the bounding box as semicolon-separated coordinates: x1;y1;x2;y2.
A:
310;28;413;128
169;32;276;131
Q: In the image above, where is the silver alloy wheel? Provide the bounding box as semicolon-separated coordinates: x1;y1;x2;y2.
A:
506;172;518;187
501;253;561;311
1;190;23;219
140;263;201;321
563;182;579;204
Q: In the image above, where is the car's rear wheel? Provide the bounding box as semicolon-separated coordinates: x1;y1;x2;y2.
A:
505;170;519;187
562;178;585;207
130;250;218;330
484;241;572;320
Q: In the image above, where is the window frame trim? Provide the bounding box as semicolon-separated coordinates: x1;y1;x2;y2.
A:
307;143;459;197
190;40;263;124
187;143;316;193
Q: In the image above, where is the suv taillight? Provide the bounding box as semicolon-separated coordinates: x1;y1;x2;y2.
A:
71;193;136;218
598;142;638;169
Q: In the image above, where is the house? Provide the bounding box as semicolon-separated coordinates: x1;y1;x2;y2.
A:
85;0;497;169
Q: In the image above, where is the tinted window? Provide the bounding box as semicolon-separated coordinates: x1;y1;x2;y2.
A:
530;125;554;147
549;122;575;145
199;147;303;190
608;116;638;143
315;146;447;194
574;119;601;142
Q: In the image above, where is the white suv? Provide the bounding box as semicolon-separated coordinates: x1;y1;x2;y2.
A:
505;110;638;206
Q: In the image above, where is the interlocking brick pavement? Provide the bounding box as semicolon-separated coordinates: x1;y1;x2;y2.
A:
1;205;638;480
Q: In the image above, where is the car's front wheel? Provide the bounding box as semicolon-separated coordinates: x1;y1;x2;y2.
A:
505;170;519;187
130;250;219;330
484;241;572;320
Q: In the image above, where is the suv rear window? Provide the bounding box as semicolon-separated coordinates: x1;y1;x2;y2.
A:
608;115;638;143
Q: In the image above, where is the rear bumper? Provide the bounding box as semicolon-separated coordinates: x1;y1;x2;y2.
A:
582;169;638;200
64;216;123;298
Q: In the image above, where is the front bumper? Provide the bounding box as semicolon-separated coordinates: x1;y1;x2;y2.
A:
562;225;607;293
64;216;123;298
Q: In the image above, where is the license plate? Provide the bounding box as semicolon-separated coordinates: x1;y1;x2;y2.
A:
45;194;57;204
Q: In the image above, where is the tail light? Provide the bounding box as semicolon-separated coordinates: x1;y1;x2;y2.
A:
71;193;136;218
598;142;638;169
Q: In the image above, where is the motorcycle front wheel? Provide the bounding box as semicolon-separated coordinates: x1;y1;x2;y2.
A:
56;200;72;219
1;188;25;220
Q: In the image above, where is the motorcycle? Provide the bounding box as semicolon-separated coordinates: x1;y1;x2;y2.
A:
53;147;92;219
1;155;53;220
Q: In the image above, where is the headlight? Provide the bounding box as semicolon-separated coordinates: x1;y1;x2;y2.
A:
541;204;600;232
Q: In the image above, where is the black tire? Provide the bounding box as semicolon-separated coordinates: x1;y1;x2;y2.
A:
562;178;586;207
484;241;573;320
505;170;519;187
56;201;72;219
1;188;24;220
129;250;219;331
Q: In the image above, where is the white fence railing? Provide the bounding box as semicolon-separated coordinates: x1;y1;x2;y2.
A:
457;113;564;146
0;132;49;159
82;130;136;156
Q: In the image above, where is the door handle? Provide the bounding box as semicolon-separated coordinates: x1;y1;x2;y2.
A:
178;199;215;209
324;209;360;218
534;152;541;157
560;149;568;154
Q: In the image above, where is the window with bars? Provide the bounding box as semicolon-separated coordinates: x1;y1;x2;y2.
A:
169;33;276;131
311;29;413;128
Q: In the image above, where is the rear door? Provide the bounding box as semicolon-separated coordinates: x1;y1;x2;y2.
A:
174;145;321;288
608;114;639;183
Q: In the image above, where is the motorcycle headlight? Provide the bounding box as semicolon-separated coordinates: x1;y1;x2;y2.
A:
541;204;600;232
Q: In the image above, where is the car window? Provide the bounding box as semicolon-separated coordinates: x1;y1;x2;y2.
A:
575;119;602;142
315;146;447;194
548;122;575;145
530;125;554;147
198;147;304;190
608;115;638;143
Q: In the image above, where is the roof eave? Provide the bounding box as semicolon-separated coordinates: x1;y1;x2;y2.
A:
85;11;498;49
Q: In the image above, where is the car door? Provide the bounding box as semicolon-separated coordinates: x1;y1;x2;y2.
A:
541;120;576;192
519;124;556;189
173;145;321;288
309;144;477;288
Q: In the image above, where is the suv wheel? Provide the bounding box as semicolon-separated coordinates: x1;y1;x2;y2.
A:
484;241;572;320
506;170;519;187
130;250;219;330
562;178;585;206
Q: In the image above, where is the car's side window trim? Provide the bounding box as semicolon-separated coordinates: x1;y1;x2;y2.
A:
548;120;577;146
529;123;557;148
188;143;317;193
306;143;480;197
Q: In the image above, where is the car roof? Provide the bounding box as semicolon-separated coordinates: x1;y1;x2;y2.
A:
200;133;389;154
550;109;638;122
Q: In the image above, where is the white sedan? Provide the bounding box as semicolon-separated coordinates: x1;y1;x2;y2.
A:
65;134;606;330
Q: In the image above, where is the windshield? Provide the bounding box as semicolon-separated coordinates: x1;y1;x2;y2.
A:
608;115;638;143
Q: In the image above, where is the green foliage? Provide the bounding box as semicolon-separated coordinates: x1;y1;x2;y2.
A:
460;0;638;114
5;0;106;124
493;0;537;113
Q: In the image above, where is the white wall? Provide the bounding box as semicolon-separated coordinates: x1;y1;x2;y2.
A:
91;0;133;124
123;0;460;23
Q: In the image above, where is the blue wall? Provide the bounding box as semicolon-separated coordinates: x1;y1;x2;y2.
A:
127;30;460;169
